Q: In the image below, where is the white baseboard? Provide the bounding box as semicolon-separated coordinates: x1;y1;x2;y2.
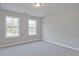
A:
0;39;41;48
43;39;79;52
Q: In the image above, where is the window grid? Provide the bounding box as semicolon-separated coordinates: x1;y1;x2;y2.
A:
28;20;37;36
6;16;19;38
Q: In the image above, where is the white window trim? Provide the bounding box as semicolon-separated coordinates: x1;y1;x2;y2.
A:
5;16;20;38
28;19;37;36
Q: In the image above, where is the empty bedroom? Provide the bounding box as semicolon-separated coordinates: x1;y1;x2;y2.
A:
0;3;79;56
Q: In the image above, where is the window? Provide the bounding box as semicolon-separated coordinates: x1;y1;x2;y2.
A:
5;16;20;38
28;20;37;36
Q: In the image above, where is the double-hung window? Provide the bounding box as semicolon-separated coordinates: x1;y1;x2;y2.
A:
5;16;20;38
28;20;37;36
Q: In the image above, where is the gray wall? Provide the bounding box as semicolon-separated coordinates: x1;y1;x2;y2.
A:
0;9;42;46
43;7;79;50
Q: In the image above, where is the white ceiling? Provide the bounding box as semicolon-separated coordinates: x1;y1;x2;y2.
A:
0;3;79;17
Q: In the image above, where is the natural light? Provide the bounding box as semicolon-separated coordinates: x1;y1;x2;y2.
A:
6;16;19;38
28;20;37;36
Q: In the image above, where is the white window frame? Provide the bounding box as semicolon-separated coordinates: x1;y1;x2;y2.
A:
5;16;20;38
28;19;37;36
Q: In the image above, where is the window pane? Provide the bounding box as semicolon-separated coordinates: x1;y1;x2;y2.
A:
28;20;37;36
6;16;19;38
